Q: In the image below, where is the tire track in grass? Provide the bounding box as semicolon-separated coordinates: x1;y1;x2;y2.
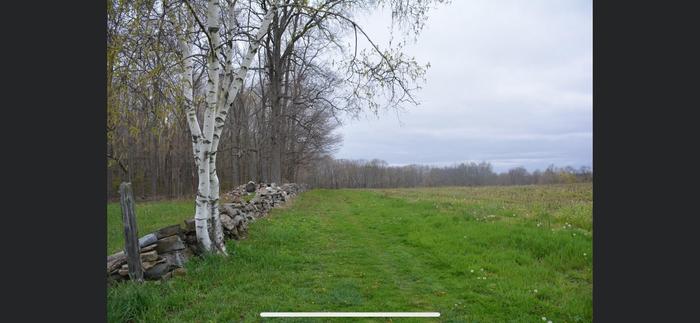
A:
318;190;452;321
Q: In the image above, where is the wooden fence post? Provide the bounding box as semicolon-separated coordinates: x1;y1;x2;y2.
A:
119;182;143;282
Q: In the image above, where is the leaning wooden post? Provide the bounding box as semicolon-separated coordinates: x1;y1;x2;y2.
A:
119;182;143;282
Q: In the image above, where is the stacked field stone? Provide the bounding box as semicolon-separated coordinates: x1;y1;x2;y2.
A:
107;183;306;283
107;224;192;283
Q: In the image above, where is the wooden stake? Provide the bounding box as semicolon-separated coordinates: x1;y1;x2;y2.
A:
119;182;143;282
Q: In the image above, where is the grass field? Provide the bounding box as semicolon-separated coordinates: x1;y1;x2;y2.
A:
107;200;195;255
107;183;592;322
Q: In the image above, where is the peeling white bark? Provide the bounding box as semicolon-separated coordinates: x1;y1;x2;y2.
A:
202;0;225;253
179;12;212;252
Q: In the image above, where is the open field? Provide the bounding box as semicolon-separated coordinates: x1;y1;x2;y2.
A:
107;183;592;322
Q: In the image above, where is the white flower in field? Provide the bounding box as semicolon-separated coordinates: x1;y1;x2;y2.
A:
470;269;474;273
548;321;552;323
583;253;587;256
542;317;547;321
533;289;538;293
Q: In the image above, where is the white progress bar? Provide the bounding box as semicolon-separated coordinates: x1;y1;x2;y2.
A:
260;312;440;317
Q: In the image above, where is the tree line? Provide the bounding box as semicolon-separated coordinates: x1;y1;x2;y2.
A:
301;157;592;188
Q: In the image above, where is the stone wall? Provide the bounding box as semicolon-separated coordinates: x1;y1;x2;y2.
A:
107;182;306;283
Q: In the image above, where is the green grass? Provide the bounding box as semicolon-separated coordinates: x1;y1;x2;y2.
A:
107;200;194;254
108;183;592;322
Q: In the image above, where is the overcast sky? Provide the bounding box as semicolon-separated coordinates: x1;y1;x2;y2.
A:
333;0;592;172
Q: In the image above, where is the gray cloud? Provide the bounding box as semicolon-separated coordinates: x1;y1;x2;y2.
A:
334;0;592;172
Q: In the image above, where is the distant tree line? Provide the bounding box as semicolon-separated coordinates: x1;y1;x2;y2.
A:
300;157;592;188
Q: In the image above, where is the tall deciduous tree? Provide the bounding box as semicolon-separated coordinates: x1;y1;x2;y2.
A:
258;0;449;184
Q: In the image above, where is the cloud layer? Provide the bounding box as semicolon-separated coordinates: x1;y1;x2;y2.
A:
334;0;592;172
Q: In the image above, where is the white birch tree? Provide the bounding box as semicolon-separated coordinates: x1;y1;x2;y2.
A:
179;0;278;253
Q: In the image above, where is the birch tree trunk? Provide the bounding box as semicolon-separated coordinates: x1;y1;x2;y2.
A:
203;0;226;254
180;14;212;252
207;2;276;253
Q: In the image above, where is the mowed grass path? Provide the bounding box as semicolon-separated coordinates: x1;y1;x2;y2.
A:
108;184;592;322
